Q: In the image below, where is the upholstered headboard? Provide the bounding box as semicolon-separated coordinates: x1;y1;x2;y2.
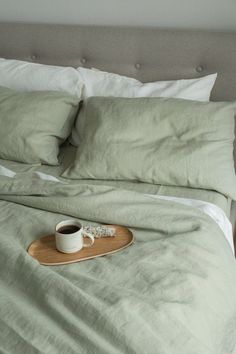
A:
0;22;236;102
0;22;236;167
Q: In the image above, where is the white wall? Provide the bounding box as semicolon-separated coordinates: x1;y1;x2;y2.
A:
0;0;236;31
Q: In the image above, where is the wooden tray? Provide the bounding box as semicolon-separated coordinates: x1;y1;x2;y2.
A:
28;225;134;266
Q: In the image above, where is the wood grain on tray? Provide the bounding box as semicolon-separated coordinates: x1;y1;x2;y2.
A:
28;225;134;266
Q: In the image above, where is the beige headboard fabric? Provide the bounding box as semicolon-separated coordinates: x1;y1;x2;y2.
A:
0;22;236;226
0;22;236;102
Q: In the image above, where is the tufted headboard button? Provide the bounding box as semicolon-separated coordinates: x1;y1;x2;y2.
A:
135;63;141;69
31;54;37;60
81;58;87;65
196;65;203;73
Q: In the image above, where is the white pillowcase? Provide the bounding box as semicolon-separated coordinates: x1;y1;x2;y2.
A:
0;58;83;97
70;67;217;146
78;67;217;101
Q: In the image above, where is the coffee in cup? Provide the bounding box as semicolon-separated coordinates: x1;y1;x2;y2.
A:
55;220;94;254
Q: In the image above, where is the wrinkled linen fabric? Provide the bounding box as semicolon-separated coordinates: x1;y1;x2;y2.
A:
71;68;217;145
65;97;236;200
0;174;236;354
0;162;233;253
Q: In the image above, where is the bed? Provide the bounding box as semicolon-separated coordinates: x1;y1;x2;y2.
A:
0;22;236;354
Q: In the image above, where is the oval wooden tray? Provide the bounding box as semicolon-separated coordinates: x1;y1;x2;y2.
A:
28;225;134;266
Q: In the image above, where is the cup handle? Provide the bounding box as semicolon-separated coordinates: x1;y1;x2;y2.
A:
82;230;94;247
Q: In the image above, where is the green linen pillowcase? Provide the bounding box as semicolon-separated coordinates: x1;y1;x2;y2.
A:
0;86;79;165
63;96;236;199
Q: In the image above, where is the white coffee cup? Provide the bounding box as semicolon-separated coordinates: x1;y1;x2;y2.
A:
55;220;94;254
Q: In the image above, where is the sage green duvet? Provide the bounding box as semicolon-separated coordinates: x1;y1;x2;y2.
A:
1;163;236;354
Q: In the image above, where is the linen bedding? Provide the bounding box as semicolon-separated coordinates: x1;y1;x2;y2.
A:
71;69;217;146
0;144;232;216
0;86;79;165
66;97;236;200
1;151;236;354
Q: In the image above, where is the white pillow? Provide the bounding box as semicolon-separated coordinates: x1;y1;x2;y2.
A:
70;67;217;146
78;67;217;100
0;58;83;97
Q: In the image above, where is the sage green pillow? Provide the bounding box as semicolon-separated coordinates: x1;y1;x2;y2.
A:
0;86;79;165
63;97;236;199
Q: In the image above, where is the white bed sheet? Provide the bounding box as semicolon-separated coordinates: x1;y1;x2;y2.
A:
146;194;234;254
